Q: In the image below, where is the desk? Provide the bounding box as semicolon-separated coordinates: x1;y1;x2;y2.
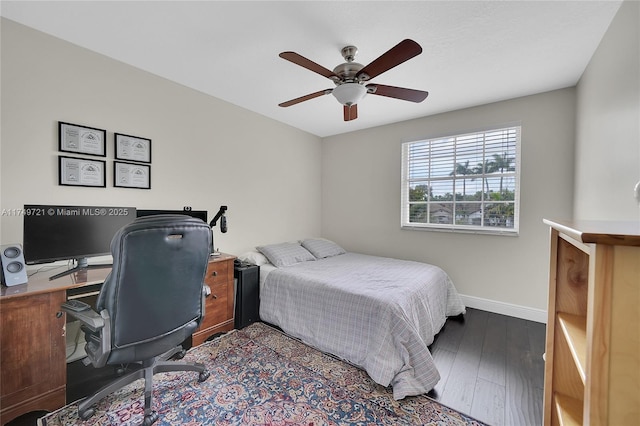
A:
0;265;108;425
0;254;235;425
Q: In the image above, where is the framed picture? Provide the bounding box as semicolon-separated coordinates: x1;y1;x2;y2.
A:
58;155;106;187
114;161;151;189
58;122;106;157
114;133;152;163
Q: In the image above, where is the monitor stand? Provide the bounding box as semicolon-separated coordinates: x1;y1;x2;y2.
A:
49;257;112;281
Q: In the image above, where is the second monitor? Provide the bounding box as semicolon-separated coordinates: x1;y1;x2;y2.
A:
136;208;208;223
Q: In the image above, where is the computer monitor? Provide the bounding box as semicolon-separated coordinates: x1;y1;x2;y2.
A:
136;208;207;223
137;208;211;252
23;204;136;280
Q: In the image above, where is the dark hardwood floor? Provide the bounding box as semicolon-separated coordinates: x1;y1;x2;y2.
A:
7;307;546;426
428;307;546;426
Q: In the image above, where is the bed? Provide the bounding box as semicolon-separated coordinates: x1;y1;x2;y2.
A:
239;238;466;400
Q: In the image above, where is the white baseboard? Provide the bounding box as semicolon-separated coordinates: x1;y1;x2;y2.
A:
459;294;547;324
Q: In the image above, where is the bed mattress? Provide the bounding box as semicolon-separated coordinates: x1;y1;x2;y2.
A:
259;252;465;399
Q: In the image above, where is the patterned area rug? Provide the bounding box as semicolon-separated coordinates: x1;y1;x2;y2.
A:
39;322;486;425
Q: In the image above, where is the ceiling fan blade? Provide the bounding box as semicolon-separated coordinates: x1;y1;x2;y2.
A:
367;84;429;103
279;52;338;79
279;89;332;107
343;104;358;121
356;39;422;81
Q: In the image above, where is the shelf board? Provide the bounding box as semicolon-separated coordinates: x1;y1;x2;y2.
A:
557;312;587;385
554;392;583;426
544;219;640;246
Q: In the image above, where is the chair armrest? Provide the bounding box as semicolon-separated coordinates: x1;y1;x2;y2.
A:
61;304;112;368
62;305;105;332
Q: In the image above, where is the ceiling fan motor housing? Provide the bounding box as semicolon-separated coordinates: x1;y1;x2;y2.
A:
332;62;364;82
333;45;369;83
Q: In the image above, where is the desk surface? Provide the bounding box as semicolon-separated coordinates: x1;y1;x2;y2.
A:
0;265;112;299
0;253;236;299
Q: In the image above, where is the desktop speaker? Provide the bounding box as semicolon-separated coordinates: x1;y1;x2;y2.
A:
0;244;28;286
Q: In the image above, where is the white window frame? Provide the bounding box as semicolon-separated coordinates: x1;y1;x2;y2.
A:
401;125;521;236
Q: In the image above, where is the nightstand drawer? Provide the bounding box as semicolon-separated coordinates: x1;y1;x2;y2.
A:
204;261;229;286
200;282;229;328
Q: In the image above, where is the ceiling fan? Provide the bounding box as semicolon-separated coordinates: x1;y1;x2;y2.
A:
278;39;429;121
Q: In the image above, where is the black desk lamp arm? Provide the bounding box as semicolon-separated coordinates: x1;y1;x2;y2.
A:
209;205;227;227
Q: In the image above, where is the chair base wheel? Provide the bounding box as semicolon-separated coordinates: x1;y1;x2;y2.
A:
79;407;95;420
198;370;210;382
143;411;159;425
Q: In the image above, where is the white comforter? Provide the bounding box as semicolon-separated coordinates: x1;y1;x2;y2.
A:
259;252;466;399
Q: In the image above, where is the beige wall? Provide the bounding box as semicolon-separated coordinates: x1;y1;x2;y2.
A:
2;0;637;320
321;89;576;318
0;19;322;256
320;0;640;319
575;0;640;220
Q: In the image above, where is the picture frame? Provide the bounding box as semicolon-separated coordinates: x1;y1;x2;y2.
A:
114;161;151;189
58;121;106;157
58;155;106;187
114;133;152;164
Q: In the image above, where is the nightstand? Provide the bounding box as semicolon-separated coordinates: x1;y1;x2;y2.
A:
192;253;236;346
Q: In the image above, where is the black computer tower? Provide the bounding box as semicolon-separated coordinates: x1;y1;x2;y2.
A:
234;263;260;329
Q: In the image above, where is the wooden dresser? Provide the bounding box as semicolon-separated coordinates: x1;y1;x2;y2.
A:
192;253;236;346
543;219;640;426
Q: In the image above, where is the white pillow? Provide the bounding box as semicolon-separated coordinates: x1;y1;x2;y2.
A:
256;242;315;268
237;250;270;266
301;238;346;259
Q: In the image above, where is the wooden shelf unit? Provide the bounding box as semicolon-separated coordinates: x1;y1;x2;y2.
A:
543;219;640;426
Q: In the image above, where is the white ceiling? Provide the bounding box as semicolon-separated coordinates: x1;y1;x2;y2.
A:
1;1;622;138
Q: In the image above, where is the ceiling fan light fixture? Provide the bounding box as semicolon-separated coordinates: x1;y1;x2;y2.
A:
332;82;367;106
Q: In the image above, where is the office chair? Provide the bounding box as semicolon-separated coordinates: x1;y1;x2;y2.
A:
62;215;212;425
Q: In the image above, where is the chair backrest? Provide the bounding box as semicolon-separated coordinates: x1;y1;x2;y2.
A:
96;215;211;350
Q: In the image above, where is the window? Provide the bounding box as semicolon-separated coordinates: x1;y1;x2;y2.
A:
401;126;520;235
